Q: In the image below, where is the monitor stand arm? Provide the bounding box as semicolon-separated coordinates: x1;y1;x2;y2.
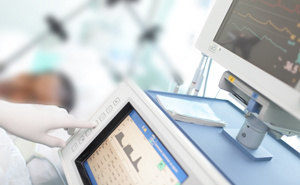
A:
219;71;300;161
237;112;269;150
219;71;275;161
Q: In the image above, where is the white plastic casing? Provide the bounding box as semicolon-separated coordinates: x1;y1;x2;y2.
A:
58;81;230;185
237;120;268;149
195;0;300;124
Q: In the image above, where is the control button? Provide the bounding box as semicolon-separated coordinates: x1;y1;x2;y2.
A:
113;98;120;106
78;136;85;144
86;129;92;137
100;113;106;121
209;43;217;53
106;105;113;114
95;120;99;128
72;143;78;152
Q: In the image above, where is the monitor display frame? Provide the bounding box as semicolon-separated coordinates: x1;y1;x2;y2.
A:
58;81;231;185
195;0;300;121
75;103;188;185
74;103;133;184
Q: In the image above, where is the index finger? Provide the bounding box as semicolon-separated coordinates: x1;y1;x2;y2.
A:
62;118;98;129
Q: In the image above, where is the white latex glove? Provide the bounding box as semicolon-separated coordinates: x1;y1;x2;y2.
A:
0;101;96;148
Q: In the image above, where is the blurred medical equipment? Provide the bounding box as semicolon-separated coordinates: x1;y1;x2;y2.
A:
187;54;207;95
112;1;184;93
0;0;95;72
193;56;208;96
187;53;212;96
0;101;96;148
196;0;300;160
1;0;183;94
203;58;212;97
58;81;230;185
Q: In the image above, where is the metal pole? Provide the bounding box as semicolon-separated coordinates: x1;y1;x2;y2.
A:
203;58;212;97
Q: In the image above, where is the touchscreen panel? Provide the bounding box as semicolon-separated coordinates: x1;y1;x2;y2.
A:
83;109;188;185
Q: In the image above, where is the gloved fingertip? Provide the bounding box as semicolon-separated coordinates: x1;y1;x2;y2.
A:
90;121;98;128
58;141;66;148
66;119;98;129
81;121;98;128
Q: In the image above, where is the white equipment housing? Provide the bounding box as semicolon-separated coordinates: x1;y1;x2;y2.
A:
58;81;229;185
195;0;300;150
195;0;300;124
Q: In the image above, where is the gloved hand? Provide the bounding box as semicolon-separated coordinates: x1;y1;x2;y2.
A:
0;101;96;148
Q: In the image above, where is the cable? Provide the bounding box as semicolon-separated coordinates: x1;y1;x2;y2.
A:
203;58;212;97
193;56;208;96
187;54;206;95
215;89;221;99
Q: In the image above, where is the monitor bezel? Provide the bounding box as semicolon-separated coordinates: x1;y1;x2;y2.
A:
195;0;300;121
74;103;133;184
75;102;188;185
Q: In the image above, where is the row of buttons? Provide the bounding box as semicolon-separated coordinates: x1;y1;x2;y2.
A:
72;129;92;152
99;97;120;122
71;97;120;152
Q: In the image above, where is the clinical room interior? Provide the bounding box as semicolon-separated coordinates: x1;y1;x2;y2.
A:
0;0;300;184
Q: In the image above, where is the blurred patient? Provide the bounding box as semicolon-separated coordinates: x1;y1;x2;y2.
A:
0;72;74;112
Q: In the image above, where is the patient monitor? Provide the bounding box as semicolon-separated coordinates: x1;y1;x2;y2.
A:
58;81;229;185
196;0;300;156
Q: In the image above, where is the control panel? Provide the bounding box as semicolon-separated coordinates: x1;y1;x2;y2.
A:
58;81;230;185
67;96;122;153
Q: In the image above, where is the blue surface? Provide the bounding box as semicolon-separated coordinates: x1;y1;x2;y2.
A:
129;110;188;183
223;129;272;161
145;90;300;185
84;161;97;185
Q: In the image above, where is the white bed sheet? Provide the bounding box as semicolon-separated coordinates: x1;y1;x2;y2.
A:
0;128;31;185
27;129;69;185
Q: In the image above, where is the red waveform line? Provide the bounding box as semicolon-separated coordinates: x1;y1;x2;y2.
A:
252;0;300;14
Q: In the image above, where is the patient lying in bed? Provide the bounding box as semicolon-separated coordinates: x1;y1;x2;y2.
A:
0;72;75;112
0;72;75;184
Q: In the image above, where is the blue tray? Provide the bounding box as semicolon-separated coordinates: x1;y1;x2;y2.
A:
145;90;300;185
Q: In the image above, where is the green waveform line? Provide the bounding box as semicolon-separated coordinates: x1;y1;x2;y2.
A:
232;22;287;53
296;49;300;65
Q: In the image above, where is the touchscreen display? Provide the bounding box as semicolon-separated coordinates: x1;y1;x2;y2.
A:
83;110;188;185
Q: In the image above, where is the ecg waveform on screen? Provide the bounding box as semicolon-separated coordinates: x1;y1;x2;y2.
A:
252;0;300;14
115;131;142;173
232;22;287;52
214;0;300;87
237;12;295;39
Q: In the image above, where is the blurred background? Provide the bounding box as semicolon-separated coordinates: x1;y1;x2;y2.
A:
0;0;299;184
0;0;236;120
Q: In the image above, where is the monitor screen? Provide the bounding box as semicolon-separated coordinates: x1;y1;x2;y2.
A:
214;0;300;88
79;106;187;185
